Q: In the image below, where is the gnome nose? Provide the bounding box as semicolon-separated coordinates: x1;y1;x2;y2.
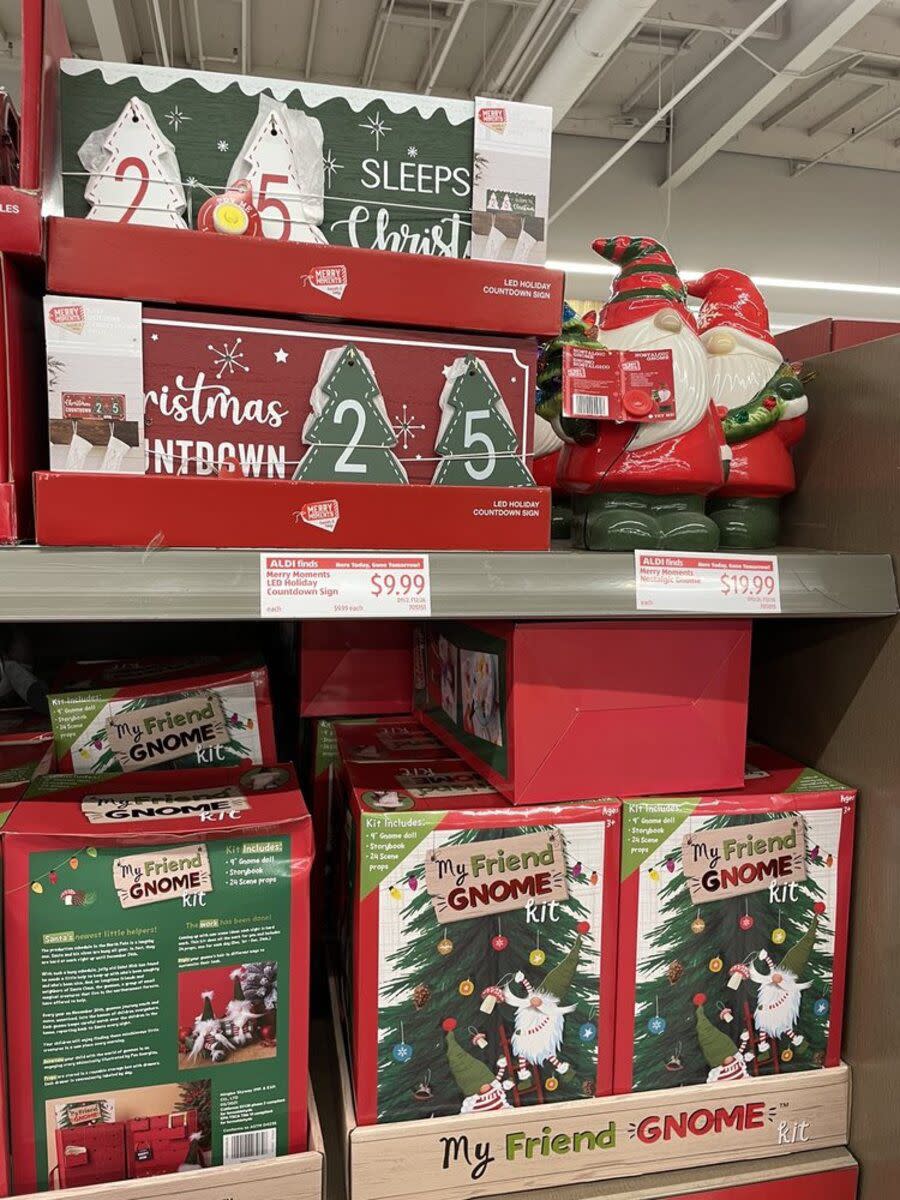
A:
654;310;683;333
723;1055;735;1065
479;1084;491;1094
707;331;737;355
529;995;543;1008
772;972;783;985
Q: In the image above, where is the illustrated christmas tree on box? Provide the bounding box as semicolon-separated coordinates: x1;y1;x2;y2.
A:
614;745;856;1094
339;754;620;1124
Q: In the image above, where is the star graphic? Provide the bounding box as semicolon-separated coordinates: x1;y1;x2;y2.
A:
322;148;344;187
274;348;289;363
185;176;200;189
217;139;230;152
150;333;159;342
165;106;191;133
406;145;418;158
359;110;392;151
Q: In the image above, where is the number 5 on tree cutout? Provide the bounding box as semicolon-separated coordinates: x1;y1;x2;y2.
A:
293;345;409;484
242;109;326;243
432;356;536;487
81;97;187;228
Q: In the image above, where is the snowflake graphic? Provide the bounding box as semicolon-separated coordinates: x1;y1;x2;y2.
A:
165;106;191;133
359;110;392;151
406;145;418;158
217;139;230;152
322;148;344;187
208;338;249;380
391;403;426;451
185;176;200;189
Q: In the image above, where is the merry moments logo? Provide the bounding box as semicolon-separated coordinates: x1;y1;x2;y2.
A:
682;817;807;903
424;829;568;923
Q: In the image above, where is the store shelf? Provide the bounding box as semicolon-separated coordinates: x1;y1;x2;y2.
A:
0;546;894;621
46;217;564;336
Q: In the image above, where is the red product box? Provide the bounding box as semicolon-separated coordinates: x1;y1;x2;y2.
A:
0;707;51;745
5;764;313;1193
125;1110;198;1178
334;716;449;765
48;657;276;774
299;622;413;717
614;745;856;1095
0;739;52;789
0;256;45;543
44;296;537;485
415;620;750;804
776;316;900;362
682;1165;858;1200
340;752;620;1125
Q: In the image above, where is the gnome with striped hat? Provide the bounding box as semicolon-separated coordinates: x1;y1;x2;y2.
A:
442;1018;514;1114
748;902;824;1063
688;269;808;548
693;993;753;1084
557;236;727;551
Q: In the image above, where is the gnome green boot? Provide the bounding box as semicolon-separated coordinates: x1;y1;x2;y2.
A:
579;494;660;551
707;497;781;549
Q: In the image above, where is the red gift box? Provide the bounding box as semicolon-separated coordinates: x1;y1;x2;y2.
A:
126;1111;197;1178
614;745;856;1095
299;622;413;717
54;1123;126;1190
415;620;750;804
339;751;620;1126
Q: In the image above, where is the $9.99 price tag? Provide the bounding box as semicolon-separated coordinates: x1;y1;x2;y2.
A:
634;550;781;614
260;553;431;618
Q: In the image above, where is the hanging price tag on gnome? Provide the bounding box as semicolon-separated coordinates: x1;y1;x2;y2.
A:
635;550;781;614
562;346;676;422
260;553;431;618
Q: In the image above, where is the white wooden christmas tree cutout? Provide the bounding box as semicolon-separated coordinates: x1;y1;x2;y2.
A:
82;96;187;228
239;107;326;243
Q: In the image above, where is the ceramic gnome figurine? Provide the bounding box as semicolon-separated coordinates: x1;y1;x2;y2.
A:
689;270;808;548
693;994;752;1084
556;237;728;551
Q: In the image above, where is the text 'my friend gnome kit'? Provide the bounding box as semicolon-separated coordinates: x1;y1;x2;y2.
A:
3;764;312;1193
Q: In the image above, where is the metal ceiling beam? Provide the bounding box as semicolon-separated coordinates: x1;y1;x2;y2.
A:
86;0;140;61
792;101;900;175
504;0;575;99
620;29;701;116
305;0;320;77
663;0;884;188
419;0;474;93
490;0;554;93
760;53;865;130
806;82;887;136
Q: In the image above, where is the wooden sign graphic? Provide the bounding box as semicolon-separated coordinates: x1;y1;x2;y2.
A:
81;786;249;824
113;843;212;909
682;817;807;904
105;692;229;772
425;829;569;924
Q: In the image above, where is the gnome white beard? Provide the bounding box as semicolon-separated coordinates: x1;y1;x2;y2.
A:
707;344;779;412
225;999;257;1044
460;1081;511;1114
510;991;568;1065
754;969;804;1038
533;413;563;458
598;314;710;451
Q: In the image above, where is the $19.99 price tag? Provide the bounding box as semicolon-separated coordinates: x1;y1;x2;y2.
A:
634;550;781;614
260;553;431;618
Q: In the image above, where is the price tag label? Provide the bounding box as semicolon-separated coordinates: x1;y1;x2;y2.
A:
562;346;676;422
260;553;431;618
634;550;781;614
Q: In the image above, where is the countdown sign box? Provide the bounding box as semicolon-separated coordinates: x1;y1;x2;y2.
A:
415;620;750;805
4;764;313;1193
44;295;537;486
338;750;620;1126
298;621;414;717
615;746;856;1095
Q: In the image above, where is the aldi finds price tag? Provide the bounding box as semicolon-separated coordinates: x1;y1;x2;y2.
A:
634;550;781;614
260;553;431;618
562;345;676;422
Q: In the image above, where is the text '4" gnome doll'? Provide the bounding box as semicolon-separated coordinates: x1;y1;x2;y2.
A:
557;237;728;551
689;270;808;548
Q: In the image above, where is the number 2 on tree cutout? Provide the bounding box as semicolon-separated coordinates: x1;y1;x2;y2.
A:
114;156;150;224
257;173;291;240
462;409;497;481
332;398;368;474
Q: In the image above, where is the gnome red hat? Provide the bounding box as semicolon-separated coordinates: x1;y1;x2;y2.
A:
688;269;780;360
593;236;696;333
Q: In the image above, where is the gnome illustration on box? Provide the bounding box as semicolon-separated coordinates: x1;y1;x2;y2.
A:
443;1018;514;1114
188;991;236;1064
223;969;260;1047
747;904;823;1063
556;237;728;551
693;993;752;1084
503;922;587;1082
688;269;808;548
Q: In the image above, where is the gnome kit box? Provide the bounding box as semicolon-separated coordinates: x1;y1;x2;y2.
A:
340;750;621;1124
614;745;856;1095
415;619;751;804
44;297;538;487
48;657;276;774
4;763;313;1193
